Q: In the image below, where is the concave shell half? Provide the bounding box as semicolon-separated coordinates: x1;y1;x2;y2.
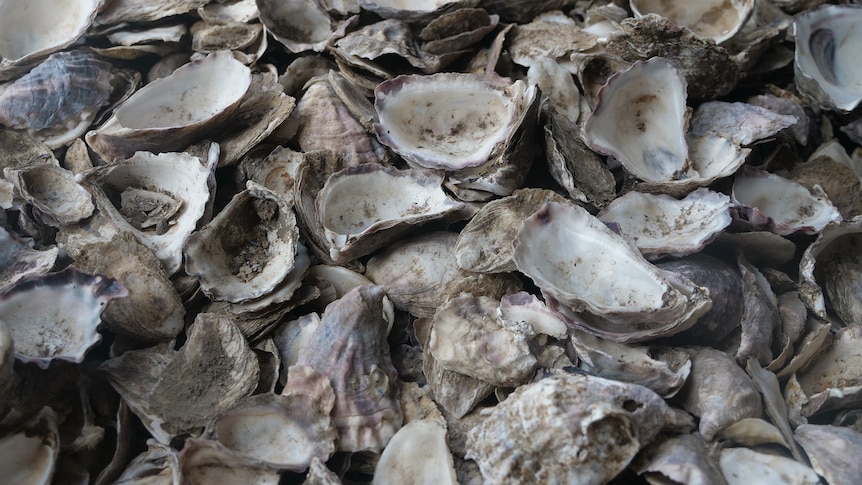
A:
317;164;465;263
0;407;60;484
184;181;299;303
0;266;126;369
794;5;862;112
86;51;251;161
0;0;103;80
597;188;733;260
583;57;691;184
82;150;216;275
513;202;711;343
799;216;862;322
630;0;755;43
374;73;536;172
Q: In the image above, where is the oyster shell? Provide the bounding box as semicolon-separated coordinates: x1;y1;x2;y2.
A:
86;51;251;161
372;419;458;485
465;373;692;484
317;164;465;263
286;285;402;453
631;433;726;485
514;202;711;343
0;0;103;80
0;407;60;484
794;424;862;485
0;226;59;288
82;150;216;275
0;266;126;369
257;0;356;53
719;448;821;485
794;4;862;112
0;319;12;419
630;0;755;43
184;182;299;303
6;164;94;227
597;188;733;260
178;438;281;485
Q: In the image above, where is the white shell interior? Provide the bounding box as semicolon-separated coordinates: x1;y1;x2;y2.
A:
795;6;862;112
0;427;55;484
583;58;690;183
259;0;333;45
733;169;841;235
630;0;753;43
375;75;524;170
0;0;101;61
514;202;682;314
372;420;458;485
598;188;733;259
113;52;250;130
364;0;454;11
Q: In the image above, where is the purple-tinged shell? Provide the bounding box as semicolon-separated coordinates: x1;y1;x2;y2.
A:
0;266;126;369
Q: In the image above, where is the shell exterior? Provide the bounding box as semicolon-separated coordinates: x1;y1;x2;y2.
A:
465;373;692;484
0;319;14;419
631;433;725;485
497;291;569;339
83;150;216;275
100;313;260;443
85;51;251;161
0;266;126;369
514;202;711;343
6;164;94;226
688;101;799;146
113;440;181;484
719;448;820;485
598;188;733;260
358;0;479;23
287;285;403;453
0;0;103;80
317;164;465;263
306;264;395;331
794;424;862;485
178;438;281;485
428;294;537;387
0;226;59;289
630;0;755;43
374;72;537;172
184;182;299;303
794;5;862;112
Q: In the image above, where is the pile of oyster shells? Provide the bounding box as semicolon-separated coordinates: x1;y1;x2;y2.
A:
2;0;862;483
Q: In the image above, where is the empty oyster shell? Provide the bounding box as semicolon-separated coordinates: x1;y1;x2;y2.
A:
0;407;60;484
0;226;58;288
0;0;103;80
100;313;260;443
597;188;733;260
466;373;692;484
373;72;537;173
719;448;820;485
794;424;862;485
179;438;281;485
372;419;458;485
184;181;299;303
5;164;94;227
0;266;126;369
514;202;711;343
83;150;216;274
316;164;465;263
794;4;862;112
799;217;862;324
732;166;841;236
631;433;725;485
287;285;402;453
257;0;356;53
86;51;251;161
630;0;755;43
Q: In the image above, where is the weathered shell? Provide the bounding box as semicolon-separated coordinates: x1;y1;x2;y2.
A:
597;188;733;260
6;164;94;226
0;319;14;419
793;326;862;417
207;393;336;471
630;0;755;43
374;72;537;172
0;51;119;147
688;101;798;146
72;232;185;342
83;150;216;274
358;0;479;23
631;433;726;485
678;348;763;440
794;4;862;112
734;256;782;367
100;313;260;444
719;448;820;485
285;285;402;453
428;294;537;387
717;418;791;448
306;264;395;331
86;51;251;161
794;424;862;485
465;373;692;484
0;266;126;369
372;419;458;485
96;0;207;25
185;182;299;303
514;202;711;343
257;0;355;53
0;0;103;80
178;438;281;485
317;164;465;263
366;231;522;318
0;226;59;288
455;188;567;273
0;407;60;485
497;291;569;339
732;166;841;236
